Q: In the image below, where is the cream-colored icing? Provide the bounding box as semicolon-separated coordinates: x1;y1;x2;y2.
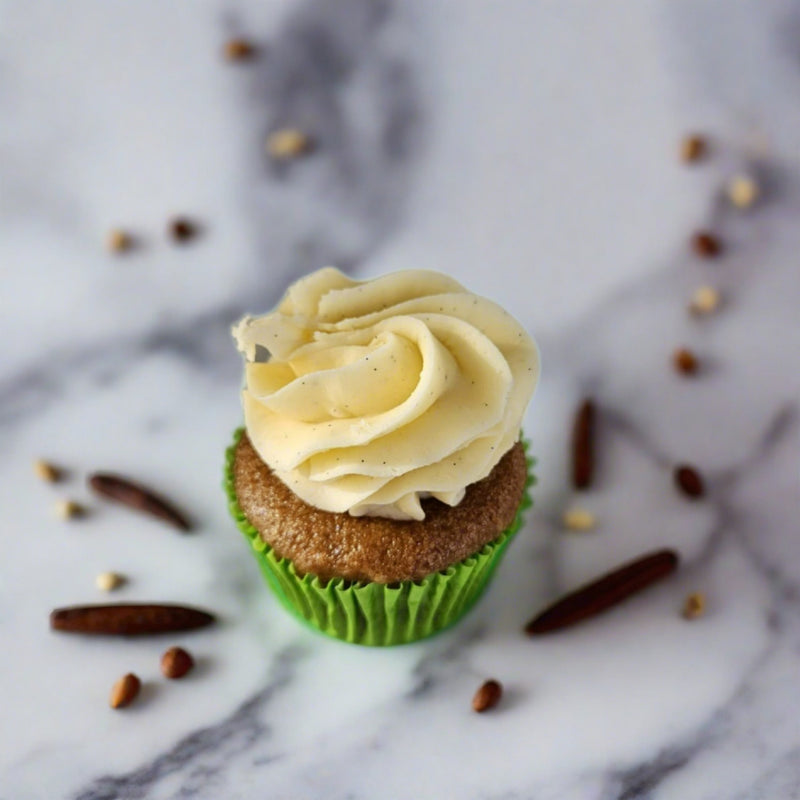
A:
233;267;539;521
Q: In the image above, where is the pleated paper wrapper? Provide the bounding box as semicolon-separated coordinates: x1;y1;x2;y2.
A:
225;428;534;646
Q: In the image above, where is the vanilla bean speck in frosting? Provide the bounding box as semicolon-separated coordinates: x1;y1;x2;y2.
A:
232;267;539;521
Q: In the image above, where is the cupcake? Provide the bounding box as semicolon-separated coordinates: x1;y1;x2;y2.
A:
225;267;539;645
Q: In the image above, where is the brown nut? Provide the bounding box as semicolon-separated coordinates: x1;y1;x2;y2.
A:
110;673;141;709
673;347;699;376
161;646;194;679
680;134;707;163
472;679;503;713
571;398;595;490
50;603;215;636
107;229;133;253
525;549;680;635
674;465;705;499
168;217;198;243
691;231;722;258
87;472;191;531
224;38;256;61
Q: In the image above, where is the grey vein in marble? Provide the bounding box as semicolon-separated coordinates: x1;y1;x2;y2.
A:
72;646;306;800
3;1;800;799
0;0;422;439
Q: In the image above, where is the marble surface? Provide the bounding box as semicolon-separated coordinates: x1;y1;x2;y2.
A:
2;1;800;798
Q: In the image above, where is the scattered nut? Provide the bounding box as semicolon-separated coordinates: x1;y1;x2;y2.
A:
110;673;141;709
472;679;503;713
54;499;85;520
33;459;61;483
673;347;699;376
689;285;721;316
168;218;198;243
525;550;680;635
51;604;215;636
267;129;312;160
562;508;596;531
161;646;195;679
95;572;125;592
107;229;133;253
224;38;256;61
682;592;706;620
727;175;759;209
680;134;707;163
692;231;722;258
88;472;191;531
571;399;595;490
674;465;705;499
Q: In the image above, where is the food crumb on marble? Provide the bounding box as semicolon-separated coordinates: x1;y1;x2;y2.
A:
727;174;759;209
562;508;596;531
95;571;125;592
110;673;141;709
674;465;705;499
224;38;257;61
673;347;699;376
680;133;707;163
682;592;706;620
33;458;61;483
54;499;86;520
472;679;503;712
168;217;199;244
266;128;313;160
689;285;722;316
692;231;722;258
107;228;133;253
161;646;195;679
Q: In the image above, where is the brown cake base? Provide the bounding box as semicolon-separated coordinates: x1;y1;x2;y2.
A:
232;434;527;584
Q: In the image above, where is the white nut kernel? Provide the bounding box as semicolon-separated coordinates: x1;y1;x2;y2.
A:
689;285;721;316
562;508;596;531
727;175;758;209
96;572;125;592
33;459;60;483
54;499;84;520
266;129;312;159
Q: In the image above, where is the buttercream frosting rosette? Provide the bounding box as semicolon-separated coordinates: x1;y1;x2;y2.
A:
226;267;539;645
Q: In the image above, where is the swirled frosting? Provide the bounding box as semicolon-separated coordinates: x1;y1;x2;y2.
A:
232;267;539;521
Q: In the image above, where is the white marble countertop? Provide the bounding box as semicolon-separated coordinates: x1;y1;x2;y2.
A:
3;2;800;798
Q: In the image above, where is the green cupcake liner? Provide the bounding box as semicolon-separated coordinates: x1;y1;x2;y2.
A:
224;428;534;646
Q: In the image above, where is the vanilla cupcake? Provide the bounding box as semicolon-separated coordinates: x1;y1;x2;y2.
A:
225;267;539;645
